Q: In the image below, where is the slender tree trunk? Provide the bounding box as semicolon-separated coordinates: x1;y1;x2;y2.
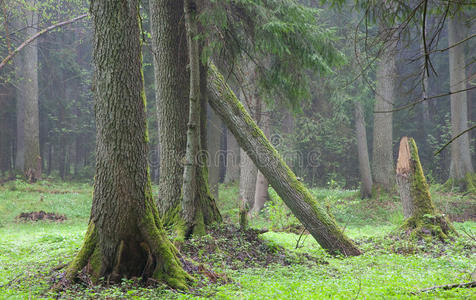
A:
354;102;373;198
149;0;189;223
447;14;474;189
372;23;396;192
224;129;240;183
13;1;41;181
208;64;361;256
207;107;221;200
0;83;13;174
252;104;270;213
62;0;190;289
396;137;457;239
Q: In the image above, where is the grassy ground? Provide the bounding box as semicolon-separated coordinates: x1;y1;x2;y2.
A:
0;180;475;299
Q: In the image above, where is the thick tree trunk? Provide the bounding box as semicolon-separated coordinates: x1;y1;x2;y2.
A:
372;23;396;192
447;15;474;190
12;1;41;181
224;129;240;183
208;64;361;256
354;102;373;199
149;0;189;222
62;0;190;290
207;107;221;200
396;137;456;240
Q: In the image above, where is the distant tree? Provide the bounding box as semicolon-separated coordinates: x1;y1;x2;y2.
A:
62;0;190;289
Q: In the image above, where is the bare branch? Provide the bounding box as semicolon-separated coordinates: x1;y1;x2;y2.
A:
0;13;88;70
434;124;476;156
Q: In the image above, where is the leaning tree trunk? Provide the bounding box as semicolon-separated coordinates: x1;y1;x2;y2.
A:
354;102;373;198
208;64;361;256
446;15;474;191
396;137;457;240
62;0;190;290
12;1;41;181
372;23;396;192
149;0;189;223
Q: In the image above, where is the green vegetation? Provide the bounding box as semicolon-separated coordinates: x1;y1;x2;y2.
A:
1;180;474;299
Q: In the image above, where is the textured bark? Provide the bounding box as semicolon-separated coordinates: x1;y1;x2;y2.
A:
354;102;373;199
208;64;361;256
372;23;396;192
149;0;189;222
396;137;456;240
62;0;190;289
0;83;13;174
207;107;221;200
447;15;474;185
12;1;41;181
181;0;201;234
224;129;240;183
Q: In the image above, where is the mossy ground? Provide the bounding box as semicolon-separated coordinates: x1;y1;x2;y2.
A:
0;179;475;299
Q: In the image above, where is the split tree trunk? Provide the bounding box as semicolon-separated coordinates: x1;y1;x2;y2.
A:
12;1;41;181
372;23;396;192
447;14;474;190
208;64;361;256
63;0;190;289
396;137;456;240
354;102;373;198
149;0;189;223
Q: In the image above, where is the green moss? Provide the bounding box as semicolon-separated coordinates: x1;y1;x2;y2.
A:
64;222;98;282
443;172;476;193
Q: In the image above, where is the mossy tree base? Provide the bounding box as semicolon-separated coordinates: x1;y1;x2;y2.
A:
443;173;476;194
396;137;458;242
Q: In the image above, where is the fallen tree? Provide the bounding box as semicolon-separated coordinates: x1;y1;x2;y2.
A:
207;63;361;256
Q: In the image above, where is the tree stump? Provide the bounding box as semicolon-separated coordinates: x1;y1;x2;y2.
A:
396;137;457;240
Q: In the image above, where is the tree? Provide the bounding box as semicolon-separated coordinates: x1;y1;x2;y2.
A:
396;137;456;240
446;12;474;191
354;101;373;198
224;130;240;183
207;108;221;200
62;0;189;289
208;64;361;256
12;0;41;181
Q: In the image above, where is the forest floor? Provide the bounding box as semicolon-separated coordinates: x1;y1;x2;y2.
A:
0;179;475;299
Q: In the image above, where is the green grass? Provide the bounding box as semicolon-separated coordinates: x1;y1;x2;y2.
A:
0;180;475;299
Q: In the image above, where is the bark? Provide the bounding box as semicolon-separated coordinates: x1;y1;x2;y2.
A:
207;107;221;200
181;0;202;236
354;102;373;199
208;64;361;256
252;105;270;213
12;1;41;181
396;137;457;240
447;15;474;189
149;0;189;222
372;23;396;192
62;0;190;289
224;129;240;183
0;83;13;174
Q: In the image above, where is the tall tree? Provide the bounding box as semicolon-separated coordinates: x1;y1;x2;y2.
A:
63;0;189;289
354;101;373;198
207;108;221;200
372;21;397;192
12;0;41;181
149;0;189;223
447;12;474;190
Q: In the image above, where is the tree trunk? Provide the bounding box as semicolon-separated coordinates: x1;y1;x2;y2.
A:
149;0;189;223
224;129;240;183
208;64;361;256
372;23;396;192
396;137;457;240
447;14;474;190
0;83;13;174
252;105;270;213
62;0;190;290
207;107;221;200
354;102;373;198
12;1;41;181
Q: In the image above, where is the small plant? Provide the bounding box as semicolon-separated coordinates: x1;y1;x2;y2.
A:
265;188;300;232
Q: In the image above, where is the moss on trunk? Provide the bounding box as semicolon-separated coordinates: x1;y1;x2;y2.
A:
396;137;457;241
